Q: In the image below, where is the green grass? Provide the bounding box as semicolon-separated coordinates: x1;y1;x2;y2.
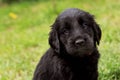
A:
0;0;120;80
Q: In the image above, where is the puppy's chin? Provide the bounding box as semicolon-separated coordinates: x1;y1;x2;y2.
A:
65;46;94;57
78;49;94;57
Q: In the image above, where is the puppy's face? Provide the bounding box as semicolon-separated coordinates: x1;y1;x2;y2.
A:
49;8;101;57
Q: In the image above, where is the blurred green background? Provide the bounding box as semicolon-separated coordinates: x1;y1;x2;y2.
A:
0;0;120;80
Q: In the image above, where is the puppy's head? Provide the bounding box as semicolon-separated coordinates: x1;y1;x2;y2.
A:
49;8;101;57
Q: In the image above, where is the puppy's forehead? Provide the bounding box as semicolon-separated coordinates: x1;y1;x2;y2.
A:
58;8;88;19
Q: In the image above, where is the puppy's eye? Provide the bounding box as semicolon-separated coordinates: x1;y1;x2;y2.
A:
63;29;69;35
82;23;88;29
78;18;88;29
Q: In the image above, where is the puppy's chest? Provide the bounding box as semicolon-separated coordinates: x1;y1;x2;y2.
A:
61;60;94;80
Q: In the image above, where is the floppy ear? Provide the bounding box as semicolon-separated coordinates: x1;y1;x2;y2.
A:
49;24;60;53
93;22;102;45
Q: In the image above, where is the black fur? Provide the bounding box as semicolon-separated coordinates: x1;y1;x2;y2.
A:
33;8;102;80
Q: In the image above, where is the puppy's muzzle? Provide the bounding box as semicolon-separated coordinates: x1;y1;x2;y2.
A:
75;39;86;46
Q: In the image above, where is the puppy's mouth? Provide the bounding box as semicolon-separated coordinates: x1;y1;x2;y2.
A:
77;47;94;55
65;43;94;57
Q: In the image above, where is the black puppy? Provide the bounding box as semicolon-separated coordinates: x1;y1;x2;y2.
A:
33;8;101;80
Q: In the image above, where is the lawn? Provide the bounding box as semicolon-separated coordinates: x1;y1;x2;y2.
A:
0;0;120;80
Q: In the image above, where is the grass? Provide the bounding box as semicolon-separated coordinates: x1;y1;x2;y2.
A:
0;0;120;80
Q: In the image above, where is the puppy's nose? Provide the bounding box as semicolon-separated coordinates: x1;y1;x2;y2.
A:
75;39;85;46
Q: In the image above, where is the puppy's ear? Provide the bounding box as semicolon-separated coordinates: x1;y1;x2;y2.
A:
49;23;60;53
93;22;102;45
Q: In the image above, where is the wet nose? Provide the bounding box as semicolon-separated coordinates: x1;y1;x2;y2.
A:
75;39;85;46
